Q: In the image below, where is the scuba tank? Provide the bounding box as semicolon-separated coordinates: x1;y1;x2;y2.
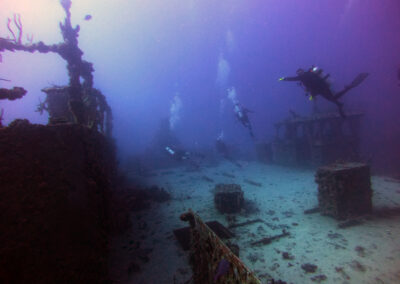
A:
234;104;243;118
165;146;175;156
310;65;323;76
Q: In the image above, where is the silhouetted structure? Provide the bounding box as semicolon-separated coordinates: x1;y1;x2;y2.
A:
0;120;120;283
0;86;26;101
0;87;27;127
40;86;112;136
272;112;364;167
0;0;112;135
0;3;122;282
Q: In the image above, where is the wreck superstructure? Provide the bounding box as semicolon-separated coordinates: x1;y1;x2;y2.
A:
272;112;364;167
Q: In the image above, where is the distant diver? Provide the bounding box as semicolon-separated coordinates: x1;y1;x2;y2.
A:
279;66;369;117
233;103;254;138
215;133;229;159
84;14;92;21
165;146;200;169
215;132;242;168
165;146;190;161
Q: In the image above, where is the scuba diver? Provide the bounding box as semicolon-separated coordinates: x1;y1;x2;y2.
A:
165;146;200;169
233;103;254;138
215;135;229;159
279;66;369;118
165;146;190;161
215;132;242;168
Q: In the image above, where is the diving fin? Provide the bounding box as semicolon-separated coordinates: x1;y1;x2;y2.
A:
349;72;369;89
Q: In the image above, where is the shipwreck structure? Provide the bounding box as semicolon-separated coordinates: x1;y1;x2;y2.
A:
39;86;112;136
271;112;364;167
180;210;262;283
0;2;123;282
0;87;27;127
0;0;112;136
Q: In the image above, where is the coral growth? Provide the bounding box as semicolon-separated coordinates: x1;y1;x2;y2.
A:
0;86;27;100
0;87;27;127
0;1;112;134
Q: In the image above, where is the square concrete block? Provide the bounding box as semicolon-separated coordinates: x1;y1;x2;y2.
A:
315;162;372;220
214;184;244;214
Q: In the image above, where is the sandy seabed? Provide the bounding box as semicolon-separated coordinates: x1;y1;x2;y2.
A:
121;161;400;284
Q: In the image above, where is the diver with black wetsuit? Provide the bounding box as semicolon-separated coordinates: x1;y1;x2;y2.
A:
280;66;369;118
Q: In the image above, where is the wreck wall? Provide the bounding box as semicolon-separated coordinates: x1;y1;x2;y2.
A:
0;120;119;283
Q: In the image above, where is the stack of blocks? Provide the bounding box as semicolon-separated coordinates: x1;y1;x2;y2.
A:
315;162;372;220
214;184;244;214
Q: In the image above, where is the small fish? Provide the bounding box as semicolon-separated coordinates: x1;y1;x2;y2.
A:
213;258;230;282
84;14;92;21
